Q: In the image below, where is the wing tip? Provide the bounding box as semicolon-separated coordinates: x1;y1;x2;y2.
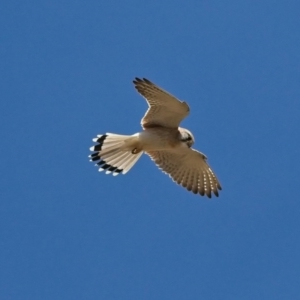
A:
133;77;152;86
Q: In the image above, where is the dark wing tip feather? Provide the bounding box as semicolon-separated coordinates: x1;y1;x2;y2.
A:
133;77;153;86
213;189;219;197
142;78;152;84
133;77;142;84
199;190;205;196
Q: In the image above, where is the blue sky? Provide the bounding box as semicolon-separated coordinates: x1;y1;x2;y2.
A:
1;1;300;299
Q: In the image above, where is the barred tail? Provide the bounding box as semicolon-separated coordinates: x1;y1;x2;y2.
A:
89;133;143;176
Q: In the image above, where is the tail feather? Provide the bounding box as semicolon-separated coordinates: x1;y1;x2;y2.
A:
89;133;143;176
103;151;130;166
98;145;122;156
117;151;143;174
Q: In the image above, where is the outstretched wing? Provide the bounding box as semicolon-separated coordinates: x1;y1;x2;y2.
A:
146;147;221;198
133;78;190;129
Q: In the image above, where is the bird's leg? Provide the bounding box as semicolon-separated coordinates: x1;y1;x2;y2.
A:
131;148;141;154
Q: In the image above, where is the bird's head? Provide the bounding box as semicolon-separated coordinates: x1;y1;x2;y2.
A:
178;127;195;148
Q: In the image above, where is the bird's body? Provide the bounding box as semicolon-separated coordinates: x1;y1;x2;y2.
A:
134;127;183;151
89;78;221;198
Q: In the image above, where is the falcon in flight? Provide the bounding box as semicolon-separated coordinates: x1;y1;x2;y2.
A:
89;78;221;198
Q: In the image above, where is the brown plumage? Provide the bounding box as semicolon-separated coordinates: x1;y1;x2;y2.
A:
89;78;221;198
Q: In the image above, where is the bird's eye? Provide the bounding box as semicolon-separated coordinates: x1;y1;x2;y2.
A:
181;133;192;142
184;134;192;141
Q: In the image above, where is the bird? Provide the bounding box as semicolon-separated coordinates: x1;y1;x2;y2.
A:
89;78;221;198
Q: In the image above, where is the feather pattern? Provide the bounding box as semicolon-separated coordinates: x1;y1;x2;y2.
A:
133;78;190;129
89;133;143;176
89;77;221;198
146;148;221;198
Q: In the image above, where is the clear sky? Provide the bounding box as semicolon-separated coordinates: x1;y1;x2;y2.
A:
1;1;300;299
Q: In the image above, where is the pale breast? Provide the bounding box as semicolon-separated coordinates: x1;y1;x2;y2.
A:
138;128;180;151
